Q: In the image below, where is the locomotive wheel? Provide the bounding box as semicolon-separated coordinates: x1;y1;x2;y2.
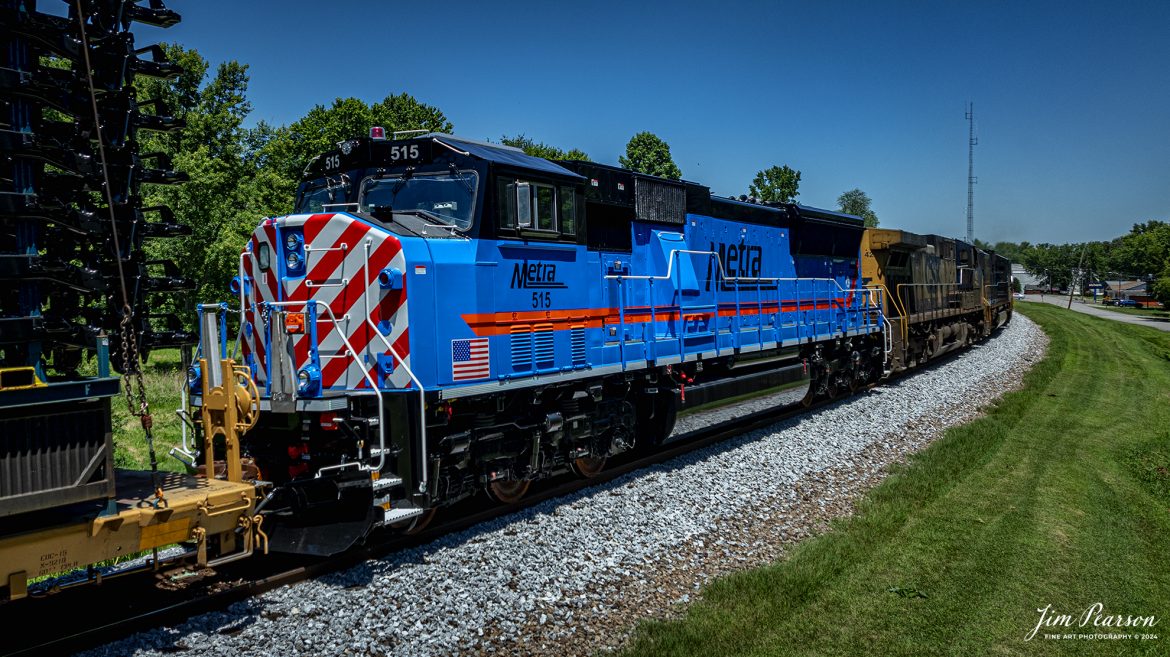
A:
571;455;607;478
487;479;531;504
392;508;437;535
636;390;678;448
825;379;839;400
801;382;817;408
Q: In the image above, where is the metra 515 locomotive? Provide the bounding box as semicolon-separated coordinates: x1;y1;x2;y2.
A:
187;131;1009;554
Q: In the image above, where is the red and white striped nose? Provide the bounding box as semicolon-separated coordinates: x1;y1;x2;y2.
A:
239;213;413;393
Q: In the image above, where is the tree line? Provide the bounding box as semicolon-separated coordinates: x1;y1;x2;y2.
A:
138;46;880;320
976;220;1170;303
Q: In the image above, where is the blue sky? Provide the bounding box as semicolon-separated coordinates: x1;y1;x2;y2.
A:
131;1;1168;244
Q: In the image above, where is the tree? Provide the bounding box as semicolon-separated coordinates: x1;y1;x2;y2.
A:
836;188;878;227
1109;221;1170;278
1021;243;1084;291
128;46;464;327
618;131;681;179
1108;221;1170;304
134;45;295;318
500;134;589;161
749;165;801;204
982;239;1029;261
262;93;453;182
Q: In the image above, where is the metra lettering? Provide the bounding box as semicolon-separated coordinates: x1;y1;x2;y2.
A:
706;241;771;291
510;261;566;289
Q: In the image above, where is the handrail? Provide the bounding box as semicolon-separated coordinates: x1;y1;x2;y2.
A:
894;282;960;322
305;242;348;254
363;239;430;493
603;248;872;296
605;248;884;359
266;299;387;481
234;251;249;361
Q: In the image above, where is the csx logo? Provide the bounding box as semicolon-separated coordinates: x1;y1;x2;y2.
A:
705;241;774;291
510;261;566;289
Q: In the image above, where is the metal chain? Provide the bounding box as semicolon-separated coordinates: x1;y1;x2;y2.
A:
118;307;150;418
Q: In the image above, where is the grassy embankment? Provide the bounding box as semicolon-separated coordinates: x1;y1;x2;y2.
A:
623;304;1170;656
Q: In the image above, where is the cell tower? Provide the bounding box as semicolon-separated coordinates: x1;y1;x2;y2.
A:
965;102;977;243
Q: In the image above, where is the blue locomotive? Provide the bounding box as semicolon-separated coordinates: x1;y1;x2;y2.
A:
197;132;886;551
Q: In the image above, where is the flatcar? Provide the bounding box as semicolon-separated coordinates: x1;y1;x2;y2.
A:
208;132;887;552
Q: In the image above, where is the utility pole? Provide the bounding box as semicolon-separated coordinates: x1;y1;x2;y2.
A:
966;102;977;244
1069;243;1087;309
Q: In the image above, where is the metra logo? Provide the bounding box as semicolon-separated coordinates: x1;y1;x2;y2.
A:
510;261;566;289
705;241;775;291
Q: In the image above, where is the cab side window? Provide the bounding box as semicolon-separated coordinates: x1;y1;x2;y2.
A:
535;185;556;231
497;177;578;240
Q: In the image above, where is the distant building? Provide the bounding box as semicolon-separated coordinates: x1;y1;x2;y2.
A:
1011;264;1049;294
1103;279;1154;304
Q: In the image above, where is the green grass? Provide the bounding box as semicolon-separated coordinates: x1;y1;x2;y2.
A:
622;304;1170;656
108;348;192;472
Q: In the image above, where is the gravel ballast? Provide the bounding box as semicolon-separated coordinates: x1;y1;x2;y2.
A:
84;315;1047;657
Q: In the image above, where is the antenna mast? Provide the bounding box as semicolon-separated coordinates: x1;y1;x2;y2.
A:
965;102;977;243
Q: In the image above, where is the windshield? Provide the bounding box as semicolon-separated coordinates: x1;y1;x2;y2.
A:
296;178;351;213
359;170;479;231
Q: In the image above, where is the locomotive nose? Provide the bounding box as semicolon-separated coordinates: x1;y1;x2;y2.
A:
237;212;416;397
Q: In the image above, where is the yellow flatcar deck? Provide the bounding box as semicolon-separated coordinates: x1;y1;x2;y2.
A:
1;470;258;601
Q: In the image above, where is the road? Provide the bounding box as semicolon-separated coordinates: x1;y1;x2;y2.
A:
1019;295;1170;332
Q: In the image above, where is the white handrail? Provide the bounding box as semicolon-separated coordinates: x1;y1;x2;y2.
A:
266;299;387;480
603;248;877;298
233;251;249;361
363;239;430;493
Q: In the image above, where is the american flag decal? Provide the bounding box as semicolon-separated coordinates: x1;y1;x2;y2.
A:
452;338;490;381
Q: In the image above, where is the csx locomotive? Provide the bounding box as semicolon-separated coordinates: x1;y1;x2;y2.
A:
191;131;1009;553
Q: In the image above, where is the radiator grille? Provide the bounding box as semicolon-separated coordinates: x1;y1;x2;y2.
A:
534;323;555;368
635;179;686;224
510;325;532;371
571;325;586;366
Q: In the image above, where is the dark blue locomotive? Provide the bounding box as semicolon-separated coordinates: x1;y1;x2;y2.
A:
198;133;886;550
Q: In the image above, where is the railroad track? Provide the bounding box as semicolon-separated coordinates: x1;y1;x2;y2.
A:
4;348;979;657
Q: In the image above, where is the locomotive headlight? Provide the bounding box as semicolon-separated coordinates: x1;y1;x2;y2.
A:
285;233;302;251
286;251;303;271
297;365;321;395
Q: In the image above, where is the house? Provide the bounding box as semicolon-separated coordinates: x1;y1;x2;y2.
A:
1103;280;1157;306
